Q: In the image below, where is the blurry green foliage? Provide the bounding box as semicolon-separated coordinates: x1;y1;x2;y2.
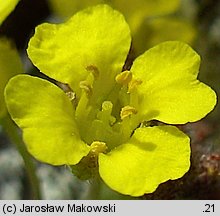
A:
0;38;23;118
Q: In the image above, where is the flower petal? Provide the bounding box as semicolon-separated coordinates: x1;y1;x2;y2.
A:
99;125;190;196
0;0;20;25
4;75;90;165
112;0;180;32
0;38;23;117
133;17;197;55
48;0;102;19
27;4;131;97
48;0;180;32
131;41;217;124
144;17;196;48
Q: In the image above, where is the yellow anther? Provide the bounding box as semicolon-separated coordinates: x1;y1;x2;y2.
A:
102;101;113;111
128;79;142;93
115;70;132;85
65;91;76;101
90;141;108;155
79;80;93;96
120;105;137;120
86;65;99;79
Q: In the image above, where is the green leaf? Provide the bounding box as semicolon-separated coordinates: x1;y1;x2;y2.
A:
0;0;20;25
4;75;90;165
99;125;190;196
0;38;23;118
27;4;131;100
131;41;217;124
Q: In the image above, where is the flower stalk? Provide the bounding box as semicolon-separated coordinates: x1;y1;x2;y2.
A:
1;114;41;199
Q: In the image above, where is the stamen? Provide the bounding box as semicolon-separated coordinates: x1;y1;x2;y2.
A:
102;101;113;112
128;79;142;93
120;105;138;120
97;101;116;125
90;141;108;155
115;70;132;85
79;80;93;96
86;65;99;79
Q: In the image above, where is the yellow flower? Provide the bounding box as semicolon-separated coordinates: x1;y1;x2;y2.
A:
5;5;216;196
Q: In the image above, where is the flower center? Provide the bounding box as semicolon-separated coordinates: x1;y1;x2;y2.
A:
71;66;142;150
69;67;144;180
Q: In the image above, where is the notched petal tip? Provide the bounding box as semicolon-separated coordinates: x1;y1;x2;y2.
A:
131;41;217;124
99;125;190;196
27;4;131;98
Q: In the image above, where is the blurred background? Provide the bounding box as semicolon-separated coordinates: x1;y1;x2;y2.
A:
0;0;220;199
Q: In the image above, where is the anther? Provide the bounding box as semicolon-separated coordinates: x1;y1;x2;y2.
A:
86;65;99;79
128;79;142;93
120;105;137;120
79;80;93;96
90;141;108;155
115;70;132;85
102;101;113;111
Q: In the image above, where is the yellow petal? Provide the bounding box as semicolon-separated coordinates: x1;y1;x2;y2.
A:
133;17;197;55
0;0;20;25
27;4;131;98
5;75;90;165
112;0;180;32
131;41;217;124
48;0;102;19
48;0;180;32
99;125;190;196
